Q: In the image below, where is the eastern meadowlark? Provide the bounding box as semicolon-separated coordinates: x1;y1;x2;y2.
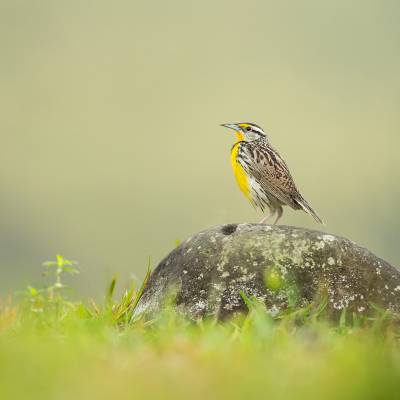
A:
222;122;323;225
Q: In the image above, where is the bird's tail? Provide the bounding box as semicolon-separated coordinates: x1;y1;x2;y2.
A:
295;196;324;225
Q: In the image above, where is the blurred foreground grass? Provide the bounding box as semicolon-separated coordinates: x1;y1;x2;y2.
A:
1;256;400;400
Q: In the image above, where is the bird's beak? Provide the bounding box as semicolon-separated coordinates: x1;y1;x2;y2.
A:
221;123;239;131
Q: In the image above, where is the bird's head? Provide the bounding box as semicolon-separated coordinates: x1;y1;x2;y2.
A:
221;122;267;142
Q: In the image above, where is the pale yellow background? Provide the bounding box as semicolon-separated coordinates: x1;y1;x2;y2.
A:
0;1;399;296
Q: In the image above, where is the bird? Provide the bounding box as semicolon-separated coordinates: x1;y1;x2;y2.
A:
221;122;323;225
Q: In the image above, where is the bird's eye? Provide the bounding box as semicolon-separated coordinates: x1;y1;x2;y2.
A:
246;126;251;131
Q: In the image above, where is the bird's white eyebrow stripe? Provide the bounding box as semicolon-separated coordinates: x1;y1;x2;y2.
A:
250;125;265;135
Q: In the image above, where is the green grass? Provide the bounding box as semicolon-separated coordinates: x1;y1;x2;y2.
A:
1;256;400;400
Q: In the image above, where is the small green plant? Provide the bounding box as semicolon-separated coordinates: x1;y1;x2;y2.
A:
42;254;79;297
22;254;79;314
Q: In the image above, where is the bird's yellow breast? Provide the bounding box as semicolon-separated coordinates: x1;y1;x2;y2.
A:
231;142;250;199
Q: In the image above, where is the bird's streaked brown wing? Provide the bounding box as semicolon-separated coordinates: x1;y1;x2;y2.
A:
239;142;301;209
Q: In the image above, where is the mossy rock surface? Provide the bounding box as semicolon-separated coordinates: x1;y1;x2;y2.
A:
134;224;400;320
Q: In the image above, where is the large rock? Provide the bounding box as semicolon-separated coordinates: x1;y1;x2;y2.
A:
134;224;400;320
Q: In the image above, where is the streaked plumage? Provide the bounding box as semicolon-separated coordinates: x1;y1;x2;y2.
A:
222;122;323;225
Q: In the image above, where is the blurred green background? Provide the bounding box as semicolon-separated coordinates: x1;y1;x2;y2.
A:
0;0;399;297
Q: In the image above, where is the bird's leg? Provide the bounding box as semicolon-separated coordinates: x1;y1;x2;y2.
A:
259;209;276;224
272;206;283;225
